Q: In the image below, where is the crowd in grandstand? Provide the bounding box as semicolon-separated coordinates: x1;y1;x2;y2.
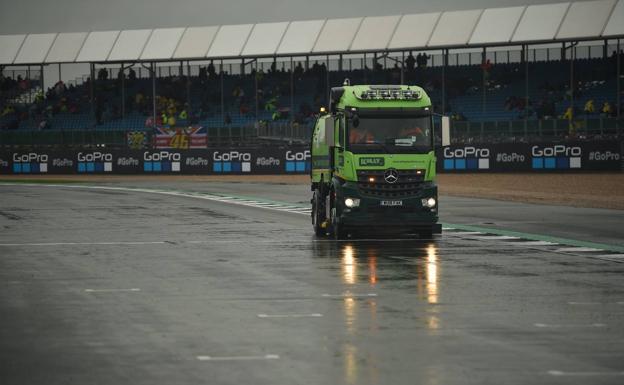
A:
1;52;622;144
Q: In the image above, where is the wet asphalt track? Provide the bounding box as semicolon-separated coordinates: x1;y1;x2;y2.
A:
1;182;624;385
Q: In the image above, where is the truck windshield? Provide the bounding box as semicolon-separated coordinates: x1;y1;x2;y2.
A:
347;114;433;154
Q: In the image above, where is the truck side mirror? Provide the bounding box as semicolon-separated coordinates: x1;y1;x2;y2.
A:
441;116;450;146
325;116;335;147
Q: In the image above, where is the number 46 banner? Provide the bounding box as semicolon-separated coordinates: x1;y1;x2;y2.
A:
153;126;207;149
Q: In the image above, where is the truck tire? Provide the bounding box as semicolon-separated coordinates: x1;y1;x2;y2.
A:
312;190;326;237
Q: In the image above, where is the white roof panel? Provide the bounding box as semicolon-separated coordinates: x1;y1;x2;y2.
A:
14;33;57;64
0;35;26;64
351;15;401;51
276;19;325;55
76;31;120;62
140;28;185;60
512;2;570;42
603;0;624;36
469;6;526;44
388;13;441;50
45;32;87;63
242;22;289;56
429;9;483;47
312;17;362;53
173;26;218;59
107;29;151;61
558;0;616;39
207;24;253;58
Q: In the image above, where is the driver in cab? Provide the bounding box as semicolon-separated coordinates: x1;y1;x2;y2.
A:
399;125;426;144
349;117;376;144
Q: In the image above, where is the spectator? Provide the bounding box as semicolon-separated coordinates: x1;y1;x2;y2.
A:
416;53;430;68
584;99;595;116
601;101;612;117
207;61;216;78
97;68;108;81
405;52;416;72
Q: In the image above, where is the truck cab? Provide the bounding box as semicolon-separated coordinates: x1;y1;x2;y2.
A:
310;82;441;239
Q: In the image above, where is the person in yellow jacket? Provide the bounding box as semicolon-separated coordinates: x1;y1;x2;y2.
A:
179;109;188;120
601;101;612;117
562;106;573;121
584;99;594;115
167;115;176;127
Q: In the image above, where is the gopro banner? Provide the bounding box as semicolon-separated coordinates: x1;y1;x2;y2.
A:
0;146;311;175
438;141;621;172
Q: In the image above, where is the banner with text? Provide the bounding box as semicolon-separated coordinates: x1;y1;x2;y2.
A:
0;147;312;175
437;141;621;172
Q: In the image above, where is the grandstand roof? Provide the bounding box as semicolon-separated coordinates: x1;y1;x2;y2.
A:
1;0;622;65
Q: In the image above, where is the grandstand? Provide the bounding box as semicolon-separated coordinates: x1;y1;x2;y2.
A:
1;0;623;147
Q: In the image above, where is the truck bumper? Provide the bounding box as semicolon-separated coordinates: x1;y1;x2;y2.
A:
335;181;441;234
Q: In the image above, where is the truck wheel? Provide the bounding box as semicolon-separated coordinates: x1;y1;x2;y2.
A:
312;191;326;237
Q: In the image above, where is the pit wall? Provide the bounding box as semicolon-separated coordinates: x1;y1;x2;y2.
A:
0;141;621;175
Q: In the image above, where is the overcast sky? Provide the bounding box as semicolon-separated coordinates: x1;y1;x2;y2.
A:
0;0;562;34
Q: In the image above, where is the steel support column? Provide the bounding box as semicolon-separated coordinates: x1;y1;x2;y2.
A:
617;39;621;120
151;62;156;128
442;49;447;115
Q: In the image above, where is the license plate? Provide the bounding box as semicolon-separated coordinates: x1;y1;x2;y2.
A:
380;200;403;207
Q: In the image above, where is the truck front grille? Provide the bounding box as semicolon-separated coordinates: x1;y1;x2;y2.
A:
356;169;426;198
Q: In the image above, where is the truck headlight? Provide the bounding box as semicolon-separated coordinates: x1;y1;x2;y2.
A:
345;198;360;208
421;197;436;208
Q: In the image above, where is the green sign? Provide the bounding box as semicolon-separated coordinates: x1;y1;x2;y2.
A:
359;157;385;167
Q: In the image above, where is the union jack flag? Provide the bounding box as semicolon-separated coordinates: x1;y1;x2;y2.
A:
153;126;207;149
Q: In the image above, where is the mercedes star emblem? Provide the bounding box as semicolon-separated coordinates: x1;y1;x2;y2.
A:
384;169;399;184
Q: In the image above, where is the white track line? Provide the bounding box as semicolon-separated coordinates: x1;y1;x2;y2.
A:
595;254;624;259
515;241;558;246
197;354;279;361
322;293;377;298
548;370;624;377
555;247;604;253
0;241;165;247
450;231;484;236
257;313;323;318
84;288;140;293
534;323;606;328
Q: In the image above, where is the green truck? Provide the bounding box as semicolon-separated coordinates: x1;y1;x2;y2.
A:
310;81;441;239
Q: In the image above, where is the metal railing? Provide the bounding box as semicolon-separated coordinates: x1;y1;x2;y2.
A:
2;117;622;148
449;117;623;143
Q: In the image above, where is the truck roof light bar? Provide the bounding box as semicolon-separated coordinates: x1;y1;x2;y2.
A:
356;89;421;101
